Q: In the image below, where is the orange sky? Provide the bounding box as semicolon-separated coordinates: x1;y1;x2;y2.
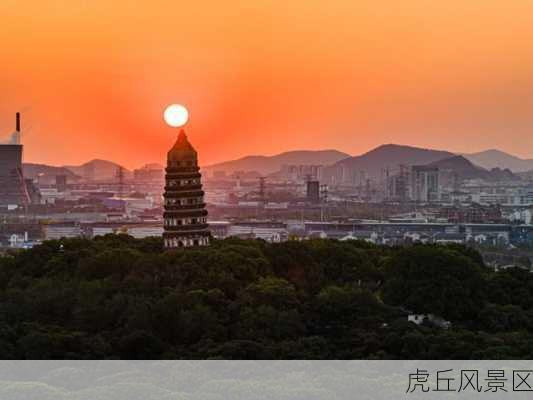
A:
2;1;533;168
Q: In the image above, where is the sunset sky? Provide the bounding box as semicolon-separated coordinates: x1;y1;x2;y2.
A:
2;1;533;168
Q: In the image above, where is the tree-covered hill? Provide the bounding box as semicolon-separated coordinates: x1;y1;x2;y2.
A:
0;236;532;359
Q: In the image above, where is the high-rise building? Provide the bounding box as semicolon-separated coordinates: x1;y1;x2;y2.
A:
306;180;320;203
0;113;30;209
410;165;440;203
281;164;324;182
385;165;410;202
55;175;68;192
163;130;210;248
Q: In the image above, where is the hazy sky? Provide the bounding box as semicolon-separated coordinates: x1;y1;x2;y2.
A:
2;1;533;168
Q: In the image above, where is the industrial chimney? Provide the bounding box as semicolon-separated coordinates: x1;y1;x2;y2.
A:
8;112;21;144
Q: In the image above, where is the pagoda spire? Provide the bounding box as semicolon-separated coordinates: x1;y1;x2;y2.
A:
163;126;210;248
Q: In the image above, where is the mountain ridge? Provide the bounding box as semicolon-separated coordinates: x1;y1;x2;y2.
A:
428;155;518;182
322;144;455;183
22;163;81;181
22;146;533;182
202;149;351;175
463;149;533;172
63;159;132;181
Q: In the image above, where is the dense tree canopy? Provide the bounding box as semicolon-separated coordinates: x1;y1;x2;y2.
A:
382;245;486;321
0;235;531;359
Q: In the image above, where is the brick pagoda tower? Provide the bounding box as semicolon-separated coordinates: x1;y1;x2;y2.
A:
163;129;210;248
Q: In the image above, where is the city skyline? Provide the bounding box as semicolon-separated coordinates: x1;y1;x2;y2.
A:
3;1;533;169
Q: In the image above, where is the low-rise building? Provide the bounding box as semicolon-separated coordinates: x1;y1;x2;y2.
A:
227;225;287;242
43;222;82;240
408;314;451;329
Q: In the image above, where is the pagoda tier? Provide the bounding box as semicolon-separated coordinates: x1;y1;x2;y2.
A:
163;130;210;248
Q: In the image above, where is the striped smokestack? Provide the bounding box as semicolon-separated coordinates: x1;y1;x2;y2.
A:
16;112;20;132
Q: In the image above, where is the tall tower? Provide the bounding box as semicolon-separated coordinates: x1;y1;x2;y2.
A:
0;112;30;209
163;129;210;248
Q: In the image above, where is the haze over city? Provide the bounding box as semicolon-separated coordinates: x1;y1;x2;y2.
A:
2;1;533;168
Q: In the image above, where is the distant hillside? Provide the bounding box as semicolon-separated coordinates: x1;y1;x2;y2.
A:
428;155;518;182
141;163;164;170
203;150;350;176
323;144;454;184
23;163;81;181
463;149;533;172
516;170;533;181
64;159;131;181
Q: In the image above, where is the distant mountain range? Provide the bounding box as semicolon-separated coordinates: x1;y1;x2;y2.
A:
20;146;533;183
203;150;351;176
23;159;131;182
428;155;518;182
63;159;132;180
321;145;520;185
23;163;81;181
323;144;454;183
463;149;533;172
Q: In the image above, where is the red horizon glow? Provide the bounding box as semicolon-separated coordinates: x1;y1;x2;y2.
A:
2;1;533;169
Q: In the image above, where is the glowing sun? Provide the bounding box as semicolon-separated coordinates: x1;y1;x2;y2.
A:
164;104;189;127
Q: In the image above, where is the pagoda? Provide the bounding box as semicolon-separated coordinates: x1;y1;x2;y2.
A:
163;129;210;248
